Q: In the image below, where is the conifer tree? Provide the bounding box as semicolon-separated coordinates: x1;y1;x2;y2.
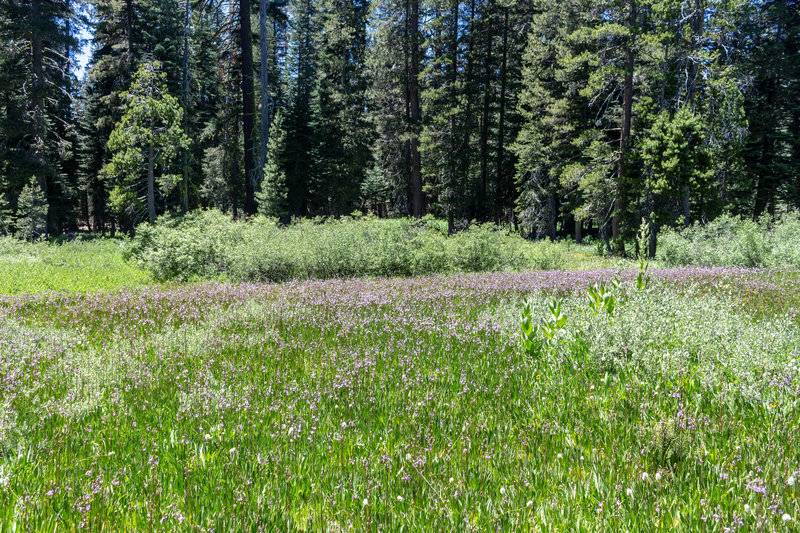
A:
16;176;48;241
310;0;372;215
103;61;190;227
256;110;289;219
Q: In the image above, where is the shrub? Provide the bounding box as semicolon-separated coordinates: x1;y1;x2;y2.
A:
656;211;800;268
127;210;561;282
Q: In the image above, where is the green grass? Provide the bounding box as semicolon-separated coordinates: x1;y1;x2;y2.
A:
0;237;151;295
0;229;629;296
0;267;797;531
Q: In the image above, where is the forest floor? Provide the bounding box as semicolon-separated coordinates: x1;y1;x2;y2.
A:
0;240;799;530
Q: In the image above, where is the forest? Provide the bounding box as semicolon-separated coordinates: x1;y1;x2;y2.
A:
1;0;798;252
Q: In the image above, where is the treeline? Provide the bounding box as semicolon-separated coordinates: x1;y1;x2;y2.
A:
0;0;798;252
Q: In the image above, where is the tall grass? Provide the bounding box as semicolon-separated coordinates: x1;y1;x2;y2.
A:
0;236;150;294
0;268;797;530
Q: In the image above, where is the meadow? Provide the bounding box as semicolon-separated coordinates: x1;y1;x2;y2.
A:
0;237;151;295
1;262;798;530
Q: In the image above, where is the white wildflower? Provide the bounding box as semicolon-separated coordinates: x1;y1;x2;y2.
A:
397;495;404;502
641;472;650;482
526;500;533;508
363;498;369;506
626;488;633;497
782;513;791;523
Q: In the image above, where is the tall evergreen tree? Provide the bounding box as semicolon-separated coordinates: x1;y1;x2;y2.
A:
309;0;372;215
103;61;189;227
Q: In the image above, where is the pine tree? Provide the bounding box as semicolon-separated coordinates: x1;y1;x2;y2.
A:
419;0;462;232
16;176;48;241
104;61;190;227
283;0;317;217
239;0;258;215
0;0;79;235
256;110;289;219
310;0;372;215
640;106;713;230
0;191;13;236
368;0;412;215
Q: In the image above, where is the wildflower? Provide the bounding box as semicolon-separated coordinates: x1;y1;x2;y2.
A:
654;472;662;482
527;500;533;508
500;487;506;495
363;498;369;506
782;513;791;523
405;453;411;461
641;472;650;482
788;475;796;487
626;488;633;497
449;477;454;484
397;495;404;502
744;504;751;513
557;453;563;459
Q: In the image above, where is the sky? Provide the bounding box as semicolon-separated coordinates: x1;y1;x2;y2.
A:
74;10;93;79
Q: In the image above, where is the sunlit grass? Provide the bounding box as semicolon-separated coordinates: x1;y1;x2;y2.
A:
0;268;797;530
0;237;151;295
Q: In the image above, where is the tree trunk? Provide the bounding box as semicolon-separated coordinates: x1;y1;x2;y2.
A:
682;185;690;224
30;0;46;189
575;218;582;244
613;0;635;254
496;6;508;223
546;192;556;239
479;5;493;221
409;0;423;217
258;0;269;191
181;0;191;212
461;0;475;219
147;144;156;223
687;0;703;104
447;0;459;234
649;221;658;259
240;0;257;215
125;0;135;68
81;191;91;232
682;0;703;224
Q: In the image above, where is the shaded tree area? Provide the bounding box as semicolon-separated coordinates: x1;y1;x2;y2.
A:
0;0;798;249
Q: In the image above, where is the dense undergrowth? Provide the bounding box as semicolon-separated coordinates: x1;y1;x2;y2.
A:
126;210;602;282
657;211;800;268
0;268;797;530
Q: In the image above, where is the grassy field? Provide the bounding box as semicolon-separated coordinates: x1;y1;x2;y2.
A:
1;265;798;530
0;237;151;295
0;233;627;296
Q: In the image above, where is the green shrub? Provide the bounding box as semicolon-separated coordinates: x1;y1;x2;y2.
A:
656;211;800;268
127;210;564;282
